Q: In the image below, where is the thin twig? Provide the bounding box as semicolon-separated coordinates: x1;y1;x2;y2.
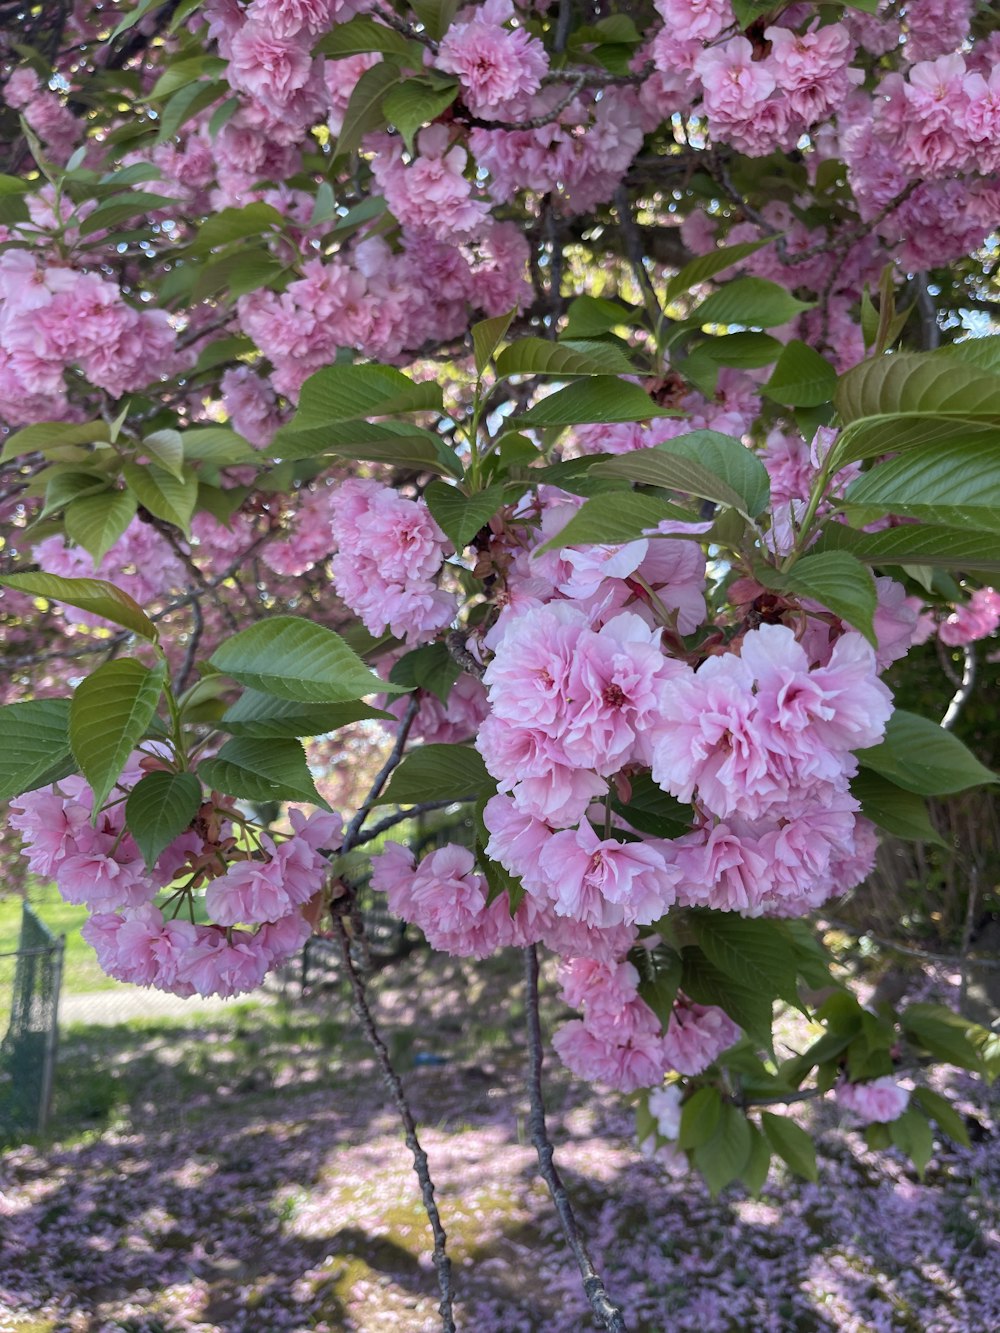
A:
173;597;203;695
445;630;486;681
333;912;456;1332
820;916;1000;971
340;692;422;853
613;184;665;340
349;797;476;848
523;945;628;1333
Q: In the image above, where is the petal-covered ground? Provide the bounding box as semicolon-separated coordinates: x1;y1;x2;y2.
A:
1;952;997;1333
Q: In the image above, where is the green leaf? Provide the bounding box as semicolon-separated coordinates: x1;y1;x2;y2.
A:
678;1087;722;1150
316;14;421;59
857;710;997;796
836;352;1000;423
694;1104;752;1197
37;470;111;521
935;334;1000;375
755;552;877;644
157;79;224;143
125;770;202;869
1;421;110;462
0;573;158;640
741;1125;772;1195
0;699;76;802
375;744;493;806
198;737;330;810
272;420;459;475
182;427;259;466
592;430;770;518
69;659;166;813
518;378;681;428
64;490;139;563
665;238;776;302
889;1106;934;1179
388;643;461;706
77;191;179;237
845;436;1000;532
850;770;945;845
210;616;399;704
681;946;773;1049
384;77;459;153
610;772;692;838
913;1086;970;1147
149;55;225;101
192;249;285;302
561;295;641;339
831;414;1000;470
472;309;516;376
192;335;257;377
333;62;403;160
424;481;505;549
122;462;198;535
901;1003;987;1073
694;277;814;330
495;338;633;379
760;1111;818;1182
289;363;443;427
111;0;165;38
690;912;801;1011
410;0;461;39
142;428;184;479
537;491;696;551
686;331;782;371
812;521;1000;573
191;202;284;254
762;341;837;407
220;691;393;738
633;947;682;1027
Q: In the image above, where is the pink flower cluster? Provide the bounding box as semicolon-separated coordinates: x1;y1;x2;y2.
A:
553;958;739;1093
0;250;181;424
4;67;79;165
330;479;456;644
875;54;1000;180
435;0;549;119
11;767;335;999
938;587;1000;646
836;1076;910;1125
371;126;490;243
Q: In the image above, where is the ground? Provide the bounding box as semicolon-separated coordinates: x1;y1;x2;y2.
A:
1;899;998;1333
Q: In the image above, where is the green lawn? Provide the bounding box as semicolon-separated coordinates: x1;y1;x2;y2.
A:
0;886;117;996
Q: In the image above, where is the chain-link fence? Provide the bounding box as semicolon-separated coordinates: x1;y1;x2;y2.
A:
0;903;64;1138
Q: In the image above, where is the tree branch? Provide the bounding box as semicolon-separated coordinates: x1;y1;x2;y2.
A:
523;945;628;1333
333;912;456;1332
340;692;422;854
941;644;976;730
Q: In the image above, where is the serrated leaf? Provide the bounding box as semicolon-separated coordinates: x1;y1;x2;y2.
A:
123;462;198;534
561;295;641;339
850;769;945;845
272;420;459;475
741;1125;772;1195
518;378;681;428
424;481;505;549
384;77;458;153
610;772;692;837
198;737;330;810
1;421;110;462
633;947;682;1027
375;744;493;805
857;710;997;795
756;551;877;644
220;691;392;738
845;437;1000;531
142;428;184;479
691;912;801;1011
812;522;1000;573
182;426;259;466
901;1003;987;1073
191;202;284;254
495;338;633;379
0;699;76;802
694;277;814;329
64;490;139;563
760;1111;818;1182
762;340;837;407
77;191;178;237
836;352;1000;423
678;1087;722;1150
913;1086;970;1147
592;430;770;518
472;309;515;376
831;414;1000;470
0;573;158;639
665;238;775;302
537;491;696;551
410;0;461;39
685;331;782;371
389;643;461;706
889;1106;934;1178
316;14;419;59
288;363;443;427
69;659;166;813
681;946;773;1049
37;471;112;521
694;1104;752;1197
210;616;399;704
333;62;403;160
125;770;202;869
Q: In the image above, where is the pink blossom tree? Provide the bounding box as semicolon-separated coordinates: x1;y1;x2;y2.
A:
3;1;1000;1327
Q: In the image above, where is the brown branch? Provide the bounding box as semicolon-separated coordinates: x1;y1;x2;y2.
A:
523;945;628;1333
333;912;456;1332
340;692;422;853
